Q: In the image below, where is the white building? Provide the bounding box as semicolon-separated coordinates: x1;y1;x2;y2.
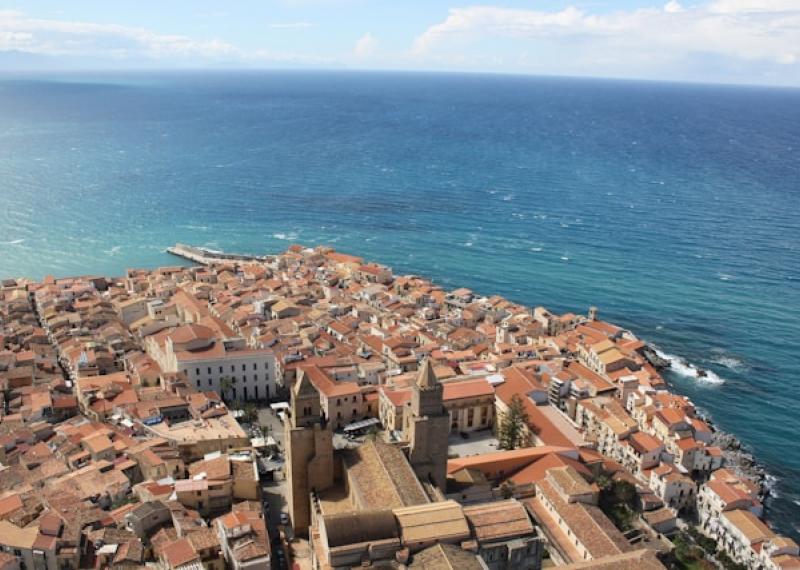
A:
146;323;276;401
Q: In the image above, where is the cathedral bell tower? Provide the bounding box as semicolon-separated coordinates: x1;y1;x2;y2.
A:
284;369;333;535
404;358;450;491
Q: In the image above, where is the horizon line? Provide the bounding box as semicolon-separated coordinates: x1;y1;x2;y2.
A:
0;66;799;92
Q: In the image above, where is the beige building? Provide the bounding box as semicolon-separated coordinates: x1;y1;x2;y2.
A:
214;505;271;570
648;463;696;512
577;339;635;376
300;365;367;430
462;499;543;570
524;465;634;566
0;520;58;570
379;376;495;435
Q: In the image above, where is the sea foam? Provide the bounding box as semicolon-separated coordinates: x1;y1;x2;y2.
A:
655;349;726;385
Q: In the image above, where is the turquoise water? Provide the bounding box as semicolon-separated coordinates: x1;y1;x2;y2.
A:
0;71;798;533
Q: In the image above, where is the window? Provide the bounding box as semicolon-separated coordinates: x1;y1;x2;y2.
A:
242;364;246;371
208;378;212;386
231;365;235;372
196;379;201;387
207;367;211;374
254;386;259;399
253;363;257;370
219;366;223;373
196;368;200;375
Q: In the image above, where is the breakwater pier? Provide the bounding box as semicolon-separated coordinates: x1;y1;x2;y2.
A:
166;243;268;265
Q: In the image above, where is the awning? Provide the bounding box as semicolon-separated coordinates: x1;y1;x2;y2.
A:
343;417;380;432
270;402;290;411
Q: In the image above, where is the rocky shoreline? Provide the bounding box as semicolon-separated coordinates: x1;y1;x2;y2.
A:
706;421;770;496
644;343;771;499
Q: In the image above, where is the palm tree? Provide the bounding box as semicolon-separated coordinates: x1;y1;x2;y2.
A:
219;376;234;402
243;402;258;424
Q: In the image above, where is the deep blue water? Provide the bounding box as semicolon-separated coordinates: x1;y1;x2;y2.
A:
0;71;798;534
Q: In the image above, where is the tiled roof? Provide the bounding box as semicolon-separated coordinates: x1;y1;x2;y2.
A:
462;499;534;543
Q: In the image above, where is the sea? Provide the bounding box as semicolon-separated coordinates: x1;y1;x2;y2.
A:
0;71;798;534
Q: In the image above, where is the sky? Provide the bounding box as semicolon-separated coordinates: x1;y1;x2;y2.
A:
0;0;799;86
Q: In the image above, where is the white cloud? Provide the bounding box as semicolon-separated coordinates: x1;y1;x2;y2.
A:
412;2;800;71
708;0;800;13
354;32;378;57
664;1;684;13
0;30;33;49
0;10;239;60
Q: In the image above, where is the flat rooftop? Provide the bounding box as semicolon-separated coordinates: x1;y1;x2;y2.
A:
144;415;247;443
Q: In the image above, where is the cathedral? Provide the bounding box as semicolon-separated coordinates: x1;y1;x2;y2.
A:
284;358;450;536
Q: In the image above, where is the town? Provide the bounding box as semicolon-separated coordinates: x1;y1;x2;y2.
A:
0;244;795;570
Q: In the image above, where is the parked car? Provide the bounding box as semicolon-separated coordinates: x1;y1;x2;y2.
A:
279;512;289;525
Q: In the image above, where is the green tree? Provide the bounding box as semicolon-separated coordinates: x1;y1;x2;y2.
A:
219;376;234;401
599;479;637;531
243;402;258;424
498;395;530;450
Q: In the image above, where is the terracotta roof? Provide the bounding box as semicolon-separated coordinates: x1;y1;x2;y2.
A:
442;377;494;401
0;494;24;518
447;446;577;477
628;431;663;454
395;500;470;544
301;365;360;398
506;451;592;486
342;440;429;510
170;324;214;345
462;499;534;543
162;537;199;568
722;509;774;544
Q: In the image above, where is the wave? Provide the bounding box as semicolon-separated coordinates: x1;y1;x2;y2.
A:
531;247;543;252
655;348;726;385
272;232;299;241
709;353;747;372
764;474;780;498
104;245;122;256
560;256;570;261
1;239;25;245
